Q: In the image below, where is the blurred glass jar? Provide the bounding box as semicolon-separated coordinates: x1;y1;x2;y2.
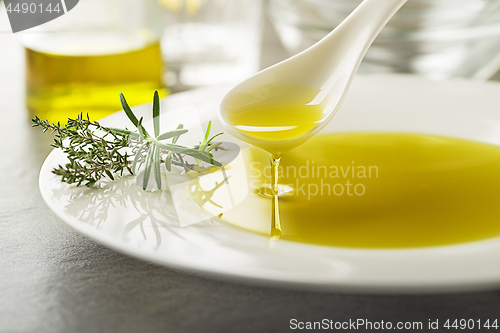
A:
269;0;500;80
159;0;263;92
21;0;167;123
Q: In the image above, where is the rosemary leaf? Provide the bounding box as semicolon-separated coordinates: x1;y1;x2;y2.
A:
142;147;154;190
120;93;150;137
156;129;188;141
153;144;162;189
156;142;221;166
153;91;160;137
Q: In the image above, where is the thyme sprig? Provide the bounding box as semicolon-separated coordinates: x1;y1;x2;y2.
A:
32;91;223;189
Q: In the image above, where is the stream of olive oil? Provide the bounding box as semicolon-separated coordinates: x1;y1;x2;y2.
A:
219;133;500;248
26;42;166;123
222;82;330;236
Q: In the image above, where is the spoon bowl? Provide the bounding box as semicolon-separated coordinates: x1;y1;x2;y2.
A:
219;0;408;156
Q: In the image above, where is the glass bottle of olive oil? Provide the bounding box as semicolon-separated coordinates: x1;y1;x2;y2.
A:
22;0;167;123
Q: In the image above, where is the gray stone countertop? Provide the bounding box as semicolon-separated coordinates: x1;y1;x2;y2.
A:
1;7;499;333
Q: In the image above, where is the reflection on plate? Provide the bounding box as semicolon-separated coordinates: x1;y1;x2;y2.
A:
40;75;500;293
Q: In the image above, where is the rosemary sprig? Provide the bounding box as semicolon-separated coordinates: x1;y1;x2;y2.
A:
33;91;223;189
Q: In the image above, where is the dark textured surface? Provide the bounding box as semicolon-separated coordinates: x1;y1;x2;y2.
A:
1;8;500;333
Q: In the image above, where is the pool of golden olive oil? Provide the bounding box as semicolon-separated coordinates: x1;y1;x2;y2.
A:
219;132;500;248
26;42;167;123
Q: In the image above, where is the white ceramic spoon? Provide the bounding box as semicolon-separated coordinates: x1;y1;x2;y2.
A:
218;0;407;237
219;0;408;152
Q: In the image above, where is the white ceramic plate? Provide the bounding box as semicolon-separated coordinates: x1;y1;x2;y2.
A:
39;74;500;293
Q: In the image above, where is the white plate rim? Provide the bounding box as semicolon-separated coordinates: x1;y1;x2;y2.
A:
39;74;500;293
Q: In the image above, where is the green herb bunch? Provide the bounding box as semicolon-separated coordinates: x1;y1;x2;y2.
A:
32;91;222;189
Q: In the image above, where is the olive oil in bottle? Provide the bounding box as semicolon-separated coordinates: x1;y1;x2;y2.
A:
25;36;167;123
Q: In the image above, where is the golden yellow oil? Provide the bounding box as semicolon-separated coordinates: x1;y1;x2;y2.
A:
219;132;500;248
222;82;329;156
26;42;167;123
